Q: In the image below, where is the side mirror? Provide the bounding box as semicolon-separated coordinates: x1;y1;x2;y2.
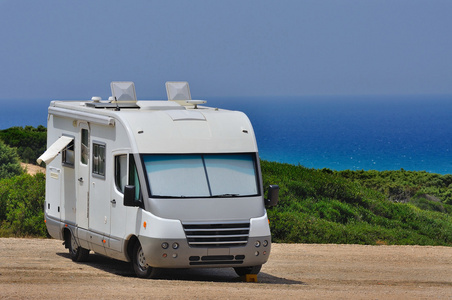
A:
265;185;279;207
124;185;138;207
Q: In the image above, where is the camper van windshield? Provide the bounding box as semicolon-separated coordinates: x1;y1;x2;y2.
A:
143;153;259;198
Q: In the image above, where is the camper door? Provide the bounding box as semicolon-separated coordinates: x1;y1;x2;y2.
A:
76;122;90;228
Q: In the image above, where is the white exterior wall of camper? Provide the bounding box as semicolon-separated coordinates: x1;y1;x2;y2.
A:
41;82;278;278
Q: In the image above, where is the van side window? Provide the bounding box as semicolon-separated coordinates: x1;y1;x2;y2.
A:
62;139;75;167
92;142;106;178
114;155;127;193
129;155;141;201
81;129;89;165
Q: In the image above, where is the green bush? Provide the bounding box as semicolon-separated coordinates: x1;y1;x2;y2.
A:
0;140;23;180
262;160;452;246
0;173;47;237
0;125;47;165
338;168;452;205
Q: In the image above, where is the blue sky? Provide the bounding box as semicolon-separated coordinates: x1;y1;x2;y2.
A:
1;0;451;100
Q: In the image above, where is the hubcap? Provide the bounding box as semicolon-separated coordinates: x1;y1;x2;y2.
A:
71;236;78;254
137;246;147;270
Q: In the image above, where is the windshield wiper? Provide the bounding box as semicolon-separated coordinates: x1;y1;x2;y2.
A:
212;194;240;198
152;194;242;198
151;195;188;198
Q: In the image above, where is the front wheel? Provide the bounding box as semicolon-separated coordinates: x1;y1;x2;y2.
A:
234;265;262;276
132;242;158;278
68;233;89;262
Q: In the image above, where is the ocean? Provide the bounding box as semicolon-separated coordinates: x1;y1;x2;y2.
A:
1;95;451;174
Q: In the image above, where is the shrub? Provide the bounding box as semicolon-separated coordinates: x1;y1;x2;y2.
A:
0;140;23;180
262;160;452;246
0;126;47;166
0;173;47;237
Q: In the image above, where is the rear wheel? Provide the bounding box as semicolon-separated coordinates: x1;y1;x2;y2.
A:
234;265;262;276
132;242;157;278
68;233;89;262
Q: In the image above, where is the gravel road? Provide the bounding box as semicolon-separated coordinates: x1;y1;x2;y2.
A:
0;238;451;299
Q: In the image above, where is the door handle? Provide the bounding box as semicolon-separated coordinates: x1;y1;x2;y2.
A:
111;199;116;204
78;177;83;183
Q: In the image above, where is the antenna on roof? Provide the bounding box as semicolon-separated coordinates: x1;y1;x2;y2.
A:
114;97;120;111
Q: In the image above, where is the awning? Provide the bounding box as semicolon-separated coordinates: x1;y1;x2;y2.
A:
37;136;74;165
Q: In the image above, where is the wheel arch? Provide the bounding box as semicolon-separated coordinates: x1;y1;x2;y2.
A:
63;227;72;249
125;235;139;262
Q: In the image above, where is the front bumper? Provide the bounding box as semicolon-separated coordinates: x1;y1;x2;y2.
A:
139;235;272;268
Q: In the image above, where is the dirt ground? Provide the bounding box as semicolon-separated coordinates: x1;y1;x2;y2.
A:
21;163;45;175
0;239;451;299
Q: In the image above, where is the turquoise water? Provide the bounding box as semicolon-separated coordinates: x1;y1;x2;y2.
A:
1;95;451;174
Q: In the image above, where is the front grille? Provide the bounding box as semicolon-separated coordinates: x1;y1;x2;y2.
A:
189;255;245;266
182;221;250;248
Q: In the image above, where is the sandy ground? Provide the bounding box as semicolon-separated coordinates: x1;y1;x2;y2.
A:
0;238;451;299
21;163;45;175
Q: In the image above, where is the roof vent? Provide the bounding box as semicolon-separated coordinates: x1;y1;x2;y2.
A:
166;81;207;108
166;81;191;100
111;81;137;101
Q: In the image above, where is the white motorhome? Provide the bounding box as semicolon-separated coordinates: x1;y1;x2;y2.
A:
38;81;279;278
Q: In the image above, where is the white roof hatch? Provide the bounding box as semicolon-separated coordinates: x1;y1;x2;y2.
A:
111;81;137;101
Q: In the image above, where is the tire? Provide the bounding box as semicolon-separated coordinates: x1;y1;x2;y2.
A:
234;265;262;276
68;233;90;262
132;242;156;279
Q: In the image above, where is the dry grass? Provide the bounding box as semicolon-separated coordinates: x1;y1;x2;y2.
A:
21;163;45;175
